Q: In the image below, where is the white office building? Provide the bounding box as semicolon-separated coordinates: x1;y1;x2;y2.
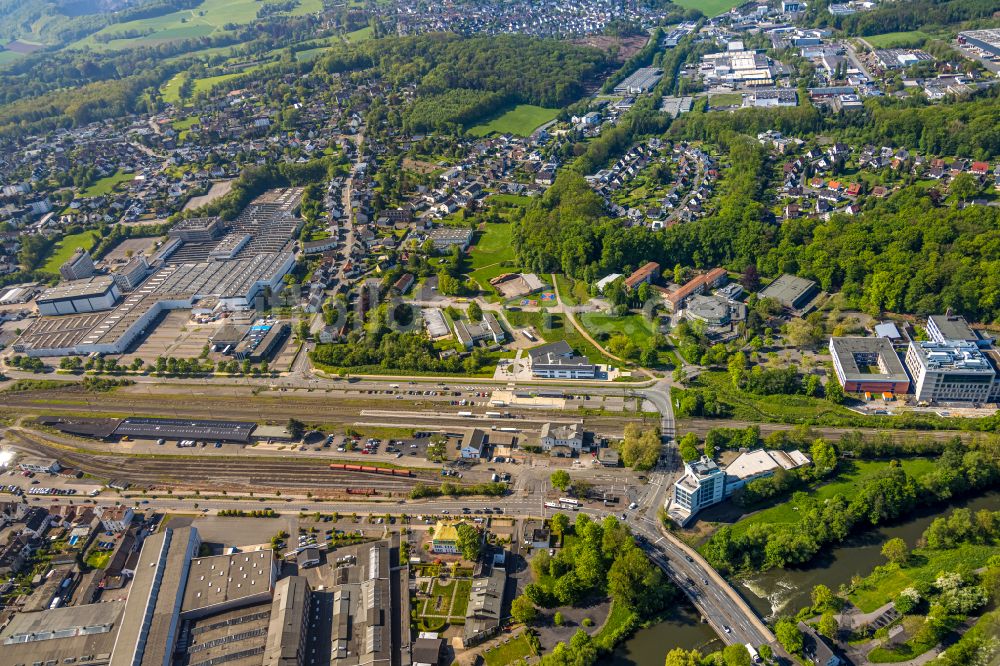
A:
671;457;725;522
905;340;1000;403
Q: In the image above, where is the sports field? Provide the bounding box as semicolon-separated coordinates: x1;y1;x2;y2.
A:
41;230;101;274
468;105;559;137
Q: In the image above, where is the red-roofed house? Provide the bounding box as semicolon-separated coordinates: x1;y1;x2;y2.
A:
845;183;861;197
971;161;990;175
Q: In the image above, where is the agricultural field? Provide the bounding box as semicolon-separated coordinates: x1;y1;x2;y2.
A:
669;0;745;17
70;0;324;51
0;50;25;66
41;230;101;274
468;104;559;137
864;31;931;48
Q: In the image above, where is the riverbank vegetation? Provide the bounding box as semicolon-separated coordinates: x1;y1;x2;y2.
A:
702;440;1000;574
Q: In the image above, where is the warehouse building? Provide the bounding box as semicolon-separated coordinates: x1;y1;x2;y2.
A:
14;189;302;357
958;29;1000;58
107;525;309;666
905;340;1000;404
36;276;121;316
829;337;911;394
0;600;126;666
614;67;663;94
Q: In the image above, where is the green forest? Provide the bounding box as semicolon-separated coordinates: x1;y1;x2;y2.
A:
316;33;607;131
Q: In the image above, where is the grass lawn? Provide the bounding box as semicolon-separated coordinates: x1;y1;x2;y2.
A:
727;458;938;542
849;543;999;613
81;170;135;197
580;312;654;347
670;0;744;17
483;632;537;666
162;73;186;104
865;31;931;48
85;550;112;569
40;230;101;274
427;580;455;616
468;223;515;270
451;578;473;616
489;193;534;207
708;92;743;107
593;601;636;648
345;25;373;42
468;104;559;137
193;71;245;96
471;263;523;292
0;50;25;65
505;310;616;366
172;115;200;131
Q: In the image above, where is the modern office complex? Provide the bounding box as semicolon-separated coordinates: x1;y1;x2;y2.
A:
905;340;1000;404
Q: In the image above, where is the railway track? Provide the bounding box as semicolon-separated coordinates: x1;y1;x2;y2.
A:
5;429;427;494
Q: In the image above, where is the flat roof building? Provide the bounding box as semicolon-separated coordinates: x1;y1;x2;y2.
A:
528;341;597;380
671;456;725;525
959;29;1000;58
0;600;126;666
37;276;121;316
614;67;663;94
425;227;474;251
113;416;258;443
829;337;911;394
758;273;818;311
905;340;999;404
927;313;992;348
724;449;810;495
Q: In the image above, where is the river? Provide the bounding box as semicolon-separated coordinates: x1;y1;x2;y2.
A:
603;491;999;666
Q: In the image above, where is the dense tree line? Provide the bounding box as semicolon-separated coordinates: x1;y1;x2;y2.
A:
820;0;999;37
703;441;1000;573
514;130;770;280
